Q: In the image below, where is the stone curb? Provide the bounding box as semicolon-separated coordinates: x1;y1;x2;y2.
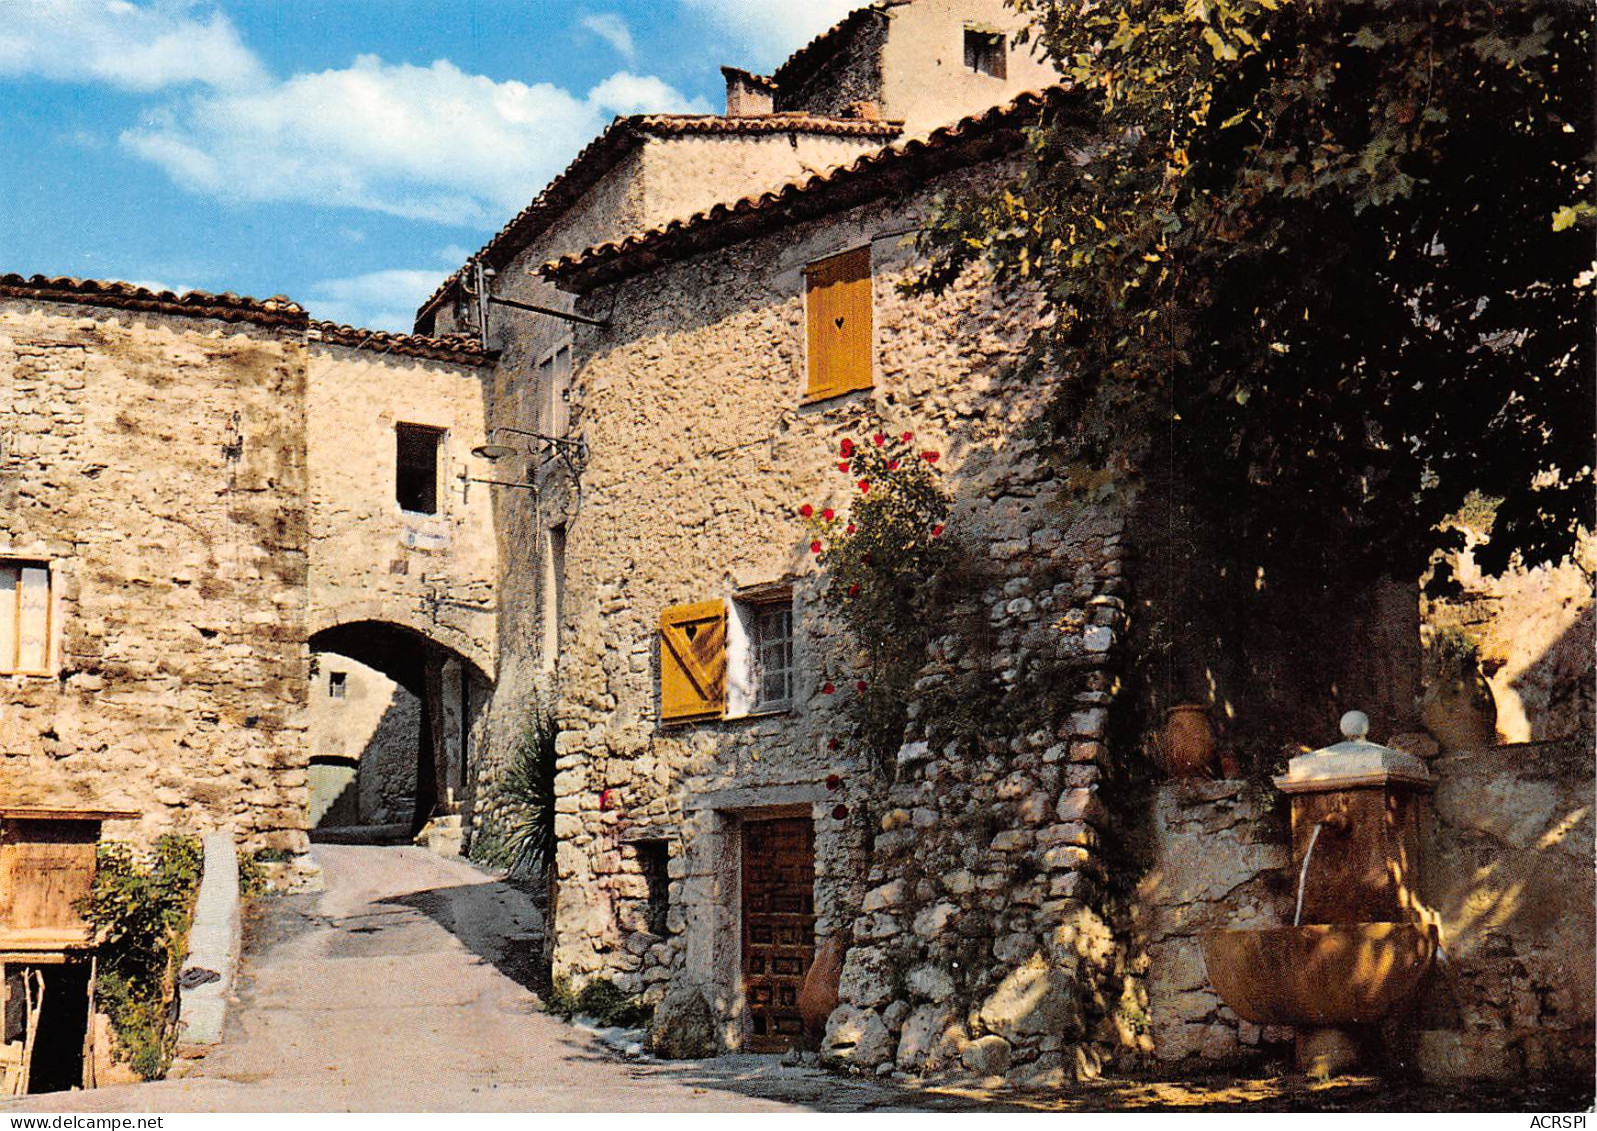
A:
177;833;241;1046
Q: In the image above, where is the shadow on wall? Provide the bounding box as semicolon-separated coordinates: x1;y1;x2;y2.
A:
308;681;423;830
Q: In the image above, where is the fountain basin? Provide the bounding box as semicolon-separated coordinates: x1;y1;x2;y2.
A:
1201;922;1436;1027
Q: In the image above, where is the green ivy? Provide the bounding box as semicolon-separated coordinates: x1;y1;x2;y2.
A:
78;835;203;1080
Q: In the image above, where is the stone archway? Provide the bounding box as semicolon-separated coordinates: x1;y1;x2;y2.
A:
307;618;491;840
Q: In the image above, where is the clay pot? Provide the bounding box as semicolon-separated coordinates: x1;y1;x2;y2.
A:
798;934;845;1040
1160;704;1217;778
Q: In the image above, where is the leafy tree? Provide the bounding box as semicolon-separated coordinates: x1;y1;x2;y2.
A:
915;0;1593;754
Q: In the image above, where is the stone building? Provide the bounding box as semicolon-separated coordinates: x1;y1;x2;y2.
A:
414;0;1054;843
0;276;495;864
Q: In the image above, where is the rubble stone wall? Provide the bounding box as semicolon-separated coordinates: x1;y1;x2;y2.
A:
1415;737;1595;1081
0;299;311;852
305;344;497;676
1132;781;1293;1066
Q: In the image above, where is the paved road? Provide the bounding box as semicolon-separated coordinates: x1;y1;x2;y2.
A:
5;845;903;1112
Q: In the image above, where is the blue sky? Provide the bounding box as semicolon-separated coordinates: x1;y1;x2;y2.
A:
0;0;860;330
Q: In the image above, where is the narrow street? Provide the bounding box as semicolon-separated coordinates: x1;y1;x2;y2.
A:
3;846;908;1113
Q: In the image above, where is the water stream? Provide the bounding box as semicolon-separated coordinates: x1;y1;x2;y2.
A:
1293;820;1326;927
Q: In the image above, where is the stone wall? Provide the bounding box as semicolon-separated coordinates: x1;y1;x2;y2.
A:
0;298;311;852
827;498;1130;1084
305;343;497;677
544;158;1140;1074
1414;737;1595;1081
1131;781;1293;1066
306;651;420;828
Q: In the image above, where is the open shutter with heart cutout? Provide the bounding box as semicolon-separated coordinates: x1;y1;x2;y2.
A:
660;599;728;722
804;246;872;401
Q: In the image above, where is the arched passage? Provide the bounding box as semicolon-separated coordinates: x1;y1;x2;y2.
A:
307;619;491;839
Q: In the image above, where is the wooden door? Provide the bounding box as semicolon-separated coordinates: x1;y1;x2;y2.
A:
741;817;815;1051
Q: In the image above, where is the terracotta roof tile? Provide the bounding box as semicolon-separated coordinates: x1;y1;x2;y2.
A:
542;88;1079;292
413;113;903;323
309;319;496;366
0;273;494;366
0;273;305;327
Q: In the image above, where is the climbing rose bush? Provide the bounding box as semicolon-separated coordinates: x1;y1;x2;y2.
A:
798;430;951;774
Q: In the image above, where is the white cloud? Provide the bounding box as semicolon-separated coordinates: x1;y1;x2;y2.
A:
678;0;863;71
0;0;265;91
306;268;450;332
121;57;710;224
580;13;635;61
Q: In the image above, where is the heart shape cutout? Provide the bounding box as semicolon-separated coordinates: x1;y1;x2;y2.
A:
834;316;846;330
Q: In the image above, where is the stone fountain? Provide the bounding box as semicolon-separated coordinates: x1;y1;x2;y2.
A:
1202;710;1437;1076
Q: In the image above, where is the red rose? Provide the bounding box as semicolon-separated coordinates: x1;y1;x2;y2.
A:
847;583;860;597
856;680;867;693
873;432;887;446
887;459;899;471
846;523;856;534
810;540;823;554
822;508;835;521
825;773;842;789
901;431;913;443
858;480;870;493
799;503;813;518
840;438;855;456
838;461;851;473
922;451;940;464
931;524;945;537
832;804;849;820
822;682;835;694
827;739;840;752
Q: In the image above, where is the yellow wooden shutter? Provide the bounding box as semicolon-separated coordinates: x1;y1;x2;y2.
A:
805;246;873;400
660;599;727;722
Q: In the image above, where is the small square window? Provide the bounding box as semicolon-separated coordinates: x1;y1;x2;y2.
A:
964;29;1007;78
328;671;348;699
396;423;443;515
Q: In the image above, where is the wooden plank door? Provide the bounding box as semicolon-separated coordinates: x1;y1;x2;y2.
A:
741;816;815;1052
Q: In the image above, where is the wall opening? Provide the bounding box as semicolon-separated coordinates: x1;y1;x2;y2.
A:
541;524;567;672
396;423;444;515
637;838;671;937
963;28;1007;78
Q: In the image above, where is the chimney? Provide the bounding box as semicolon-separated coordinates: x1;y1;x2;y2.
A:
721;66;775;117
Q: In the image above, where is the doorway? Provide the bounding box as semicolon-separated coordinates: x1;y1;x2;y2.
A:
740;816;815;1052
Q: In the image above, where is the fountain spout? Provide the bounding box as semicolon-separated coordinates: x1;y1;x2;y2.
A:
1292;809;1351;927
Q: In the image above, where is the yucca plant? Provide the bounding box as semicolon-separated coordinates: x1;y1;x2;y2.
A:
500;714;558;881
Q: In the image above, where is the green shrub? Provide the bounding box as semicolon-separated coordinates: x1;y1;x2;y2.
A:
79;835;203;1079
543;976;651;1029
498;715;558;881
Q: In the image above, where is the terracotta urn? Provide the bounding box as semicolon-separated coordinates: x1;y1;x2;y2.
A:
1160;703;1217;778
798;934;845;1039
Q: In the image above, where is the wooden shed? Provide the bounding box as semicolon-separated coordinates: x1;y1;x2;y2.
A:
0;803;137;1095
